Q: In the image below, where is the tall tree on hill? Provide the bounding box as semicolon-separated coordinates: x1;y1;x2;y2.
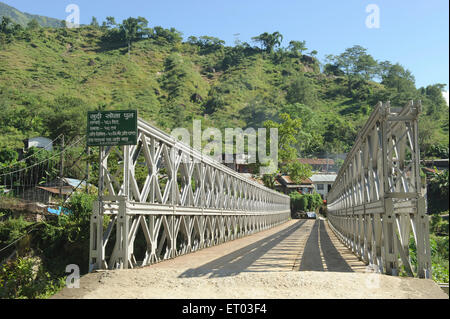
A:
326;45;378;94
0;16;12;34
288;40;307;57
252;31;283;53
120;16;149;55
90;17;99;28
105;16;117;28
153;26;182;44
381;63;416;94
27;19;40;30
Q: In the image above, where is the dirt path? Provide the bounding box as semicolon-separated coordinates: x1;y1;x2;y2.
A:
52;219;447;299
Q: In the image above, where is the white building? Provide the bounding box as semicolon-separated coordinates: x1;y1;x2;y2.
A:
310;174;337;199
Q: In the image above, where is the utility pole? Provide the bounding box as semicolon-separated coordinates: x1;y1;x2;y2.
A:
85;146;90;193
59;135;64;198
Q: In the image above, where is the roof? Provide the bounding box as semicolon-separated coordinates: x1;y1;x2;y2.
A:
310;174;337;183
279;175;313;186
252;178;265;186
298;158;335;165
62;178;88;188
422;167;437;173
37;186;73;195
421;159;449;168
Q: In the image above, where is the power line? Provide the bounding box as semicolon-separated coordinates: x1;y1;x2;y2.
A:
0;134;63;172
0;135;85;178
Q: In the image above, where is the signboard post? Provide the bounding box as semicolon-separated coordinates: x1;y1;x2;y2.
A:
87;110;138;147
87;110;138;234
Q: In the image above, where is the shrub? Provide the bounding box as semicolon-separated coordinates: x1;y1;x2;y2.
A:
65;191;96;223
289;192;323;212
430;213;449;236
0;216;32;246
0;257;64;299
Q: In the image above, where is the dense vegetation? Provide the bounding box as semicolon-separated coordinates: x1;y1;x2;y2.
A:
0;2;62;28
0;15;448;160
0;192;95;298
289;192;323;213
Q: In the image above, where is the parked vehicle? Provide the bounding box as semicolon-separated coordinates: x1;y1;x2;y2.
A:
306;212;317;219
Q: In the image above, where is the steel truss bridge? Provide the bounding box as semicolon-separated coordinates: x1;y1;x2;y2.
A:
89;100;431;279
327;101;431;278
89;119;290;271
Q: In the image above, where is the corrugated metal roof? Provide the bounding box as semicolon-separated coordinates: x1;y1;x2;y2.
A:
63;178;87;188
310;174;337;183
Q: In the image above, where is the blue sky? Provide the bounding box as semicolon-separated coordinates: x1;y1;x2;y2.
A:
4;0;449;90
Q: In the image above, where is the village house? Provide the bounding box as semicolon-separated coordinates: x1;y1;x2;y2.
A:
309;173;337;200
277;175;314;195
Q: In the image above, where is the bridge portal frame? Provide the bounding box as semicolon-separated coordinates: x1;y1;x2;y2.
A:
89;119;290;271
327;101;431;278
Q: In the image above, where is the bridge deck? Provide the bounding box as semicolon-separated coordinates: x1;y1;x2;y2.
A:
154;219;366;276
53;219;446;299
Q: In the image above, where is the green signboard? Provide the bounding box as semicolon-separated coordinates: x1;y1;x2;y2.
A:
87;110;138;146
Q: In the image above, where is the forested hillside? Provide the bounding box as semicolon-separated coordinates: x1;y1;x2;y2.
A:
0;2;62;28
0;15;448;162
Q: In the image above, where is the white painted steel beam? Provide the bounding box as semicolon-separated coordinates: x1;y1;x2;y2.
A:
327;101;431;278
89;118;290;271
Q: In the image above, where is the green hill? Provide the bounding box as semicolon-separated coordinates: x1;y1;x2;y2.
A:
0;19;448;160
0;2;62;28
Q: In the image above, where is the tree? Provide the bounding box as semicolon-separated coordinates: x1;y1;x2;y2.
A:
196;36;225;53
120;16;149;54
284;161;312;184
421;84;447;118
26;19;40;30
428;169;449;213
326;45;378;93
262;169;280;189
376;60;393;80
153;26;183;44
323;116;357;153
90;17;99;27
288;40;307;57
355;53;378;81
280;103;324;155
251;31;283;53
0;17;22;44
105;16;117;28
381;63;415;92
42;96;86;139
286;74;316;105
264;113;303;163
381;63;418;105
0;16;12;33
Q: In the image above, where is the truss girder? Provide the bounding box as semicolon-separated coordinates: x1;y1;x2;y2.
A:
89;119;290;271
327;101;431;278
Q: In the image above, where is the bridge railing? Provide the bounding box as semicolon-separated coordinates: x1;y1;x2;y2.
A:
327;101;431;278
89;118;290;271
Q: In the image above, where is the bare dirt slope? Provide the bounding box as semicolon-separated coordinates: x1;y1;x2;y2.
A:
52;219;447;299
